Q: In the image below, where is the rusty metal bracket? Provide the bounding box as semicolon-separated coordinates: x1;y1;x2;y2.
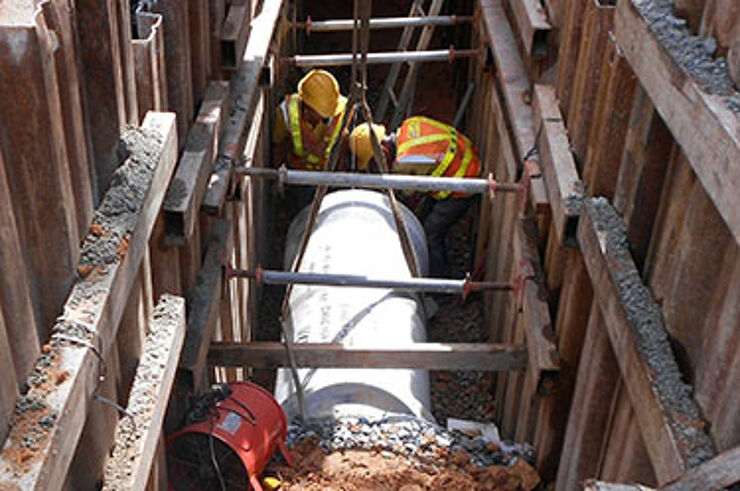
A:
512;258;536;312
518;160;542;217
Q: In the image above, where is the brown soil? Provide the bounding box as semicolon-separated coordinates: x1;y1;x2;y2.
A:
268;441;540;491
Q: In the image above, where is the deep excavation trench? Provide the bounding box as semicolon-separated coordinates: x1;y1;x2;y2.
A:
249;3;543;488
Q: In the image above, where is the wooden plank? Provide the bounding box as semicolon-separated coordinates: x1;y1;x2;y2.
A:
532;84;584;245
180;219;232;383
76;0;127;192
584;481;653;491
116;0;138;125
534;248;593;481
661;445;740;491
508;0;551;59
583;36;637;199
577;197;716;484
189;0;210;106
0;308;19;443
152;0;194;148
220;4;250;70
208;342;529;370
208;0;227;77
479;0;549;213
133;13;167;121
164;81;230;243
204;0;281;212
555;0;588;117
554;305;620;490
0;112;177;491
615;0;740;245
41;0;95;238
613;88;673;271
0;16;80;339
0;149;40;381
102;295;185;491
516;219;560;391
695;243;740;451
599;385;658;486
566;0;614;167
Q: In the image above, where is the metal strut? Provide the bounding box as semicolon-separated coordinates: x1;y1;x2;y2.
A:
236;166;526;197
229;267;514;296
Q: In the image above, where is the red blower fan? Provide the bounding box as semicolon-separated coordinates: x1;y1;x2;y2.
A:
167;382;293;491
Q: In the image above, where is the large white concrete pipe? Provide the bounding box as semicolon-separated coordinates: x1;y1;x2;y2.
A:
275;189;434;422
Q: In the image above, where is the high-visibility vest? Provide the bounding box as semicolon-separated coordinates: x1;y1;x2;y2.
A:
278;93;345;170
396;116;481;199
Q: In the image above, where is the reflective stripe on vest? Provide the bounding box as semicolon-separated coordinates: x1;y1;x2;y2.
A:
285;94;344;170
397;116;477;199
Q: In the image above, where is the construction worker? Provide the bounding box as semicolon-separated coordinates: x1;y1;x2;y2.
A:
272;69;348;215
348;117;482;278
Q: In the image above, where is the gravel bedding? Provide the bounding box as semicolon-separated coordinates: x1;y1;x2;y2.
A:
283;415;534;470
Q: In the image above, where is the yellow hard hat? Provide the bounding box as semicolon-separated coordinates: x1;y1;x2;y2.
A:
349;123;386;169
298;69;340;118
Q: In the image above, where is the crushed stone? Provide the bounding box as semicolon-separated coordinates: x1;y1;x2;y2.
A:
632;0;740;112
79;126;163;268
587;198;715;467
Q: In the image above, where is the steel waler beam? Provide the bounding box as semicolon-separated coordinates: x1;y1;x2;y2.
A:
293;15;473;32
286;48;479;67
235;166;523;197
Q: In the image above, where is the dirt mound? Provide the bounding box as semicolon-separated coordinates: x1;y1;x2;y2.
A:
269;442;540;491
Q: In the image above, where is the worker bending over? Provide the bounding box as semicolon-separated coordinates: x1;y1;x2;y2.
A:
272;69;348;214
349;117;482;278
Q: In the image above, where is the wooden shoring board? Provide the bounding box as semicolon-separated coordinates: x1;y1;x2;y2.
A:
204;0;283;213
102;295;185;491
0;149;40;382
508;0;552;59
661;444;740;491
479;0;549;214
0;8;81;337
133;12;167;121
577;197;716;484
514;219;560;392
188;0;210;106
220;3;251;70
152;0;193;148
566;0;614;167
208;0;227;77
612;87;673;270
598;382;657;485
164;81;230;243
207;342;528;370
41;0;95;239
0;308;19;442
532;84;583;246
554;304;621;489
614;0;740;245
583;36;637;199
554;0;587;118
0;112;177;491
534;248;593;481
116;0;138;125
179;219;232;390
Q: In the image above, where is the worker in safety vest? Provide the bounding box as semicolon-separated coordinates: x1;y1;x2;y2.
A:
348;117;482;278
273;69;348;215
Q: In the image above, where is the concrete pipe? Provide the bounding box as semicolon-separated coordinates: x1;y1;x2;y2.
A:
275;190;434;422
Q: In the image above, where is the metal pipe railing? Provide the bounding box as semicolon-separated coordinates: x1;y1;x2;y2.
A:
293;15;473;32
234;167;523;195
286;48;479;67
228;267;513;295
